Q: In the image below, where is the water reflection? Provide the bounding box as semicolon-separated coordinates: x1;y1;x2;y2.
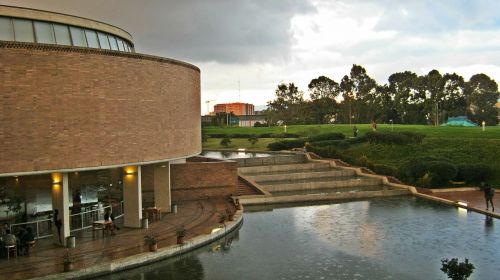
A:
96;197;500;280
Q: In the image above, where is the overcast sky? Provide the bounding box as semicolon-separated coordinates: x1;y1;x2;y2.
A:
2;0;500;114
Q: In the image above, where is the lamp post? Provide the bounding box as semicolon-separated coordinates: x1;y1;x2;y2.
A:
390;119;393;131
284;125;287;133
482;121;485;132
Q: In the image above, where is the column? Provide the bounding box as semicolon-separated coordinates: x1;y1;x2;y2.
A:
154;162;171;213
123;165;142;228
51;172;70;246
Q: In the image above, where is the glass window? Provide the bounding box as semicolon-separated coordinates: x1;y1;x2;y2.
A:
0;16;14;41
125;43;130;52
13;18;35;42
69;26;87;47
34;21;55;44
53;24;71;45
108;35;118;50
97;32;110;49
116;38;125;51
84;29;99;48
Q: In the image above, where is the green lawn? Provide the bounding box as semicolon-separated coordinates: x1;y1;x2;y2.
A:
203;124;500;186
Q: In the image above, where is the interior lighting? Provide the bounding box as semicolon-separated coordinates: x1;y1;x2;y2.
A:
52;173;62;184
124;166;137;175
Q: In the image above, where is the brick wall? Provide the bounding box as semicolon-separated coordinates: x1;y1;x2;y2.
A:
170;161;238;201
0;43;201;175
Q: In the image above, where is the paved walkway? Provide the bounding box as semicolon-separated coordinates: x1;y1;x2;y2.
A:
423;189;499;213
0;198;235;280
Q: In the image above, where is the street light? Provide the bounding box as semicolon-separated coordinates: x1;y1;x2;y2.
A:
390;119;393;131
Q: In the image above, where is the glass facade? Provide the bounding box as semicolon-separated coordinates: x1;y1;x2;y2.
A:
0;16;133;52
34;21;55;44
13;18;35;42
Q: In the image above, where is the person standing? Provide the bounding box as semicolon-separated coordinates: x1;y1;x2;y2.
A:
484;183;495;211
371;120;377;131
353;125;359;137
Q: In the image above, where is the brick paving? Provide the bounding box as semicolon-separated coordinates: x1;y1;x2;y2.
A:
0;198;235;280
427;190;499;213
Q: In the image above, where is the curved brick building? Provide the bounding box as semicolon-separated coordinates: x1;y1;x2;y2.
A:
0;5;201;244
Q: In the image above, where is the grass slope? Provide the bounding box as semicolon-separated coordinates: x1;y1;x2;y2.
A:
203;124;500;186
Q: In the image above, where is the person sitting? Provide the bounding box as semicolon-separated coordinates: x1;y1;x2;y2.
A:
104;208;119;234
19;227;35;255
3;229;17;246
1;223;9;236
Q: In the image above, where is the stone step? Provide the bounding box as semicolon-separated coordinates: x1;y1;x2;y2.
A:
262;178;383;192
248;170;356;183
239;189;410;205
239;162;331;175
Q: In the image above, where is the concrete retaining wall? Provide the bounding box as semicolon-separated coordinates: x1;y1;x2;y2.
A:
234;154;306;167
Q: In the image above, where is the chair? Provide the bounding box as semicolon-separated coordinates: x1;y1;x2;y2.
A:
26;240;36;256
4;244;17;260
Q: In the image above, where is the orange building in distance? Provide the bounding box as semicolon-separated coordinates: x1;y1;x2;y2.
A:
213;102;255;116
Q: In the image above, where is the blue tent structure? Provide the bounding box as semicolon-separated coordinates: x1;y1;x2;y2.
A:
441;116;477;127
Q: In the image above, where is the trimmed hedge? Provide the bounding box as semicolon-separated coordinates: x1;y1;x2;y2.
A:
456;164;493;183
402;157;457;187
207;133;300;138
308;132;345;142
307;145;343;159
365;131;425;145
372;164;398;177
267;139;306;151
310;140;350;149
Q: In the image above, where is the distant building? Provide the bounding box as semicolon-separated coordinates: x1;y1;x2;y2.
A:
214;102;255;116
239;115;267;127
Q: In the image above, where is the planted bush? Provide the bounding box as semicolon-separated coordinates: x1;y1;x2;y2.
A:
220;137;231;147
308;132;345;142
456;164;493;183
402;157;457;187
310;140;350;149
372;164;398;176
365;131;425;145
307;145;343;159
267;139;305;151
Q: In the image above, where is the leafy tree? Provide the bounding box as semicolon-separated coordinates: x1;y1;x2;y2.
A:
248;135;259;145
441;258;475;280
422;69;445;125
220;137;231;147
441;73;466;120
308;76;340;100
267;83;305;125
388;71;424;124
466;73;500;125
307;76;339;124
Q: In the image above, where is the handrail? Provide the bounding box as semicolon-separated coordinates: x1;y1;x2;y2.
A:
9;201;124;239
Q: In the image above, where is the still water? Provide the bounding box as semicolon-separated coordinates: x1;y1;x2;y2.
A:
97;197;499;280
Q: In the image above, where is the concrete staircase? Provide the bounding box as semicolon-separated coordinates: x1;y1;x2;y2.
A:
238;161;409;205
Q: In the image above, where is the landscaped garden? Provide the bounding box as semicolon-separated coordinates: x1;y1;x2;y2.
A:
202;124;500;187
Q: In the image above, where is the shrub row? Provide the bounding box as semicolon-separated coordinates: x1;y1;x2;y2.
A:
308;132;345;142
267;139;306;151
400;157;494;187
207;133;300;138
365;131;425;145
311;140;351;149
306;145;343;159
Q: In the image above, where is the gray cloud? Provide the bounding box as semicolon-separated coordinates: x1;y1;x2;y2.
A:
0;0;315;63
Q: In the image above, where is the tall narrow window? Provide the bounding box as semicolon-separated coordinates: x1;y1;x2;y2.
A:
34;21;55;44
84;29;99;48
116;38;125;51
0;17;14;41
97;32;110;49
69;26;87;47
108;35;118;50
13;18;35;42
53;24;71;45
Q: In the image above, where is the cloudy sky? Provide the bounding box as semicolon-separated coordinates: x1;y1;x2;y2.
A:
2;0;500;114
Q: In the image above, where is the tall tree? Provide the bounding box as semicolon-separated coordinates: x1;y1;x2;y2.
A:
349;65;378;123
267;83;304;125
308;76;339;124
466;74;500;125
440;73;466;119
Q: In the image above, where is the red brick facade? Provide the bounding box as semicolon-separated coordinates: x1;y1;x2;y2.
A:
170;161;238;201
0;42;201;175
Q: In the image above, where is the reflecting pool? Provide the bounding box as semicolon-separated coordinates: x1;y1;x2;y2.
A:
97;197;500;280
200;150;275;159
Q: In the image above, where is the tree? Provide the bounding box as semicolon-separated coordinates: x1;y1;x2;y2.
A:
440;73;466;120
441;258;475;280
308;76;340;100
388;71;424;124
466;73;500;125
267;83;305;125
307;76;339;124
248;135;259;145
220;137;231;147
422;69;445;125
348;65;378;123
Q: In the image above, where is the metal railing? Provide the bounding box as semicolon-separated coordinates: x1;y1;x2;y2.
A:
9;201;124;239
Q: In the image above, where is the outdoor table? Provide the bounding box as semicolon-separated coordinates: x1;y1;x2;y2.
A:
92;220;113;237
